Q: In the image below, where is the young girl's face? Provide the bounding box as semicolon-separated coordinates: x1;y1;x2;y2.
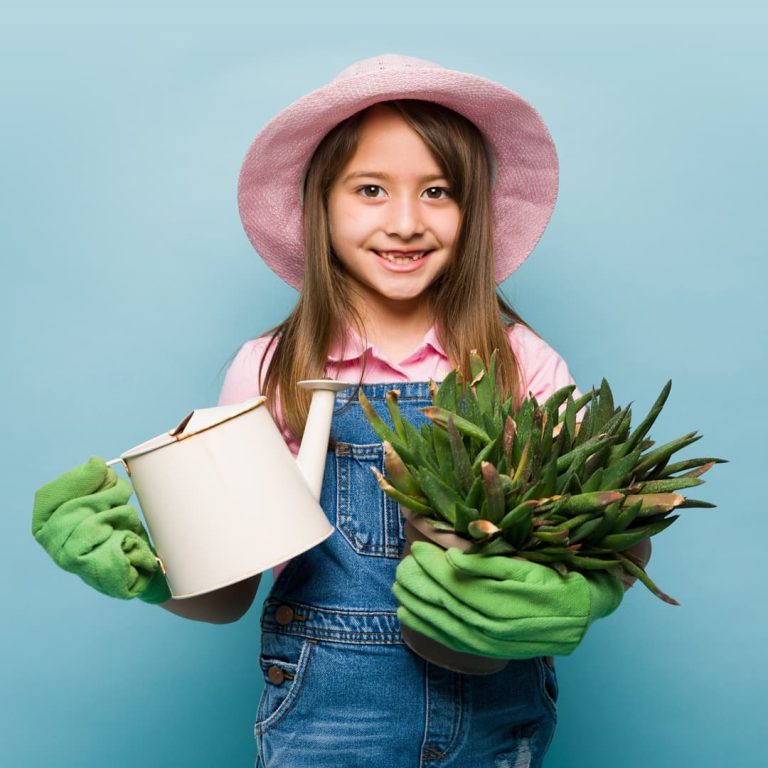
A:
327;105;460;318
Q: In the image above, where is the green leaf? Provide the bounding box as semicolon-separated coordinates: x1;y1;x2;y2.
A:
675;498;717;509
580;500;622;541
421;406;492;443
569;387;598;417
468;518;500;539
568;516;605;544
513;398;535;467
465;476;484;510
631;477;704;494
599;515;678;549
472;431;504;474
623;380;672;454
416;467;463;524
612;499;643;533
557;492;624;516
384;389;406;441
447;415;474;495
556;433;617;474
383;442;421;496
453;502;479;534
469;349;495;418
563;395;577;447
402;419;438;473
541;384;577;418
481;462;505;524
593;378;615;433
654;457;727;479
499;499;539;532
476;536;516;556
358;389;398;445
633;432;702;478
581;467;605;493
435;369;460;411
423;518;457;532
572;401;593;448
370;467;432;514
567;554;621;570
599;449;641;490
431;424;454;485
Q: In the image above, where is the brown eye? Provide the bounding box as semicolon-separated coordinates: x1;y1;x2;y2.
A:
423;187;450;199
359;185;384;198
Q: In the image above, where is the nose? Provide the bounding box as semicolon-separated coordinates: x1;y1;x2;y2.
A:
385;195;425;240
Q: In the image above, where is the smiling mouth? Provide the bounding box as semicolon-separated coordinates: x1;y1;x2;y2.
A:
375;250;434;264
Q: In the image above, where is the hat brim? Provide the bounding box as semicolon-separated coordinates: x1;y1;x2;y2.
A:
238;65;558;289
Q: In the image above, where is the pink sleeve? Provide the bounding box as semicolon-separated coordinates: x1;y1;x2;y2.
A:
217;336;297;451
217;337;275;406
218;335;298;453
508;324;582;402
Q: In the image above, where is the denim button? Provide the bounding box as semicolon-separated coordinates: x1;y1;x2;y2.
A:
275;605;294;625
267;665;286;685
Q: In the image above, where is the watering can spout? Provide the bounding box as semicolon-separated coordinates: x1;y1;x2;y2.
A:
295;380;353;500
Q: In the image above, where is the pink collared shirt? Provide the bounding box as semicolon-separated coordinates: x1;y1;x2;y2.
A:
219;323;580;451
218;323;580;578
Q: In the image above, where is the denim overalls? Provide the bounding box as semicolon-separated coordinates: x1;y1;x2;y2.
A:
254;382;558;767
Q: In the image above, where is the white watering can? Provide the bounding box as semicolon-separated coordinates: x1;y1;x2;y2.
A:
107;380;351;599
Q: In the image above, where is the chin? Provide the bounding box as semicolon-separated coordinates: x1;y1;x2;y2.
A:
381;290;429;303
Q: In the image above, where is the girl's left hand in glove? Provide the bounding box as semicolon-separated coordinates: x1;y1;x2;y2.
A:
392;541;624;659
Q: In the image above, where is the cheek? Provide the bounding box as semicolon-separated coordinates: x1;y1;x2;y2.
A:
437;210;461;247
329;212;366;252
329;219;349;250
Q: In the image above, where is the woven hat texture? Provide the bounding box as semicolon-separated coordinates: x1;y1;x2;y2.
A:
237;54;559;289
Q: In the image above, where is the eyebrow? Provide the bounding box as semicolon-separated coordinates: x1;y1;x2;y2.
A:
340;171;448;184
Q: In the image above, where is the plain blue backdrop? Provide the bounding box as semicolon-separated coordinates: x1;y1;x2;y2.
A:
3;1;765;765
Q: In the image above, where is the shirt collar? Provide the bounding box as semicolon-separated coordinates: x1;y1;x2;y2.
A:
327;324;447;363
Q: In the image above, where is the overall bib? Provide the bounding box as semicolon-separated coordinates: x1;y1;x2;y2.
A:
254;382;558;767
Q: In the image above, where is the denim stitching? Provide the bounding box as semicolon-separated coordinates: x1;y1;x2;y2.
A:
265;598;400;617
419;658;430;768
262;600;405;643
420;665;465;763
534;657;558;721
336;442;400;557
334;382;435;406
263;627;404;645
254;639;317;736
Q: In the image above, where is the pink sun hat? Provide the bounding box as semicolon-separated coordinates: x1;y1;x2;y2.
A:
237;54;559;290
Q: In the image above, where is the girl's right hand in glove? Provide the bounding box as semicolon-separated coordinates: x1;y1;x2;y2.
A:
32;457;171;604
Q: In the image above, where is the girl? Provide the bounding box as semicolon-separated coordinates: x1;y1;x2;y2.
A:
32;54;632;766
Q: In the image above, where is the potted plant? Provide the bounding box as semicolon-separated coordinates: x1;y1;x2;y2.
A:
359;350;724;673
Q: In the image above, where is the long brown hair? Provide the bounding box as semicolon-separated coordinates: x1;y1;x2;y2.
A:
257;99;530;442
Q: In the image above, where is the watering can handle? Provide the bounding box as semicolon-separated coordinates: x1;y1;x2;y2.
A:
296;379;353;501
99;459;167;576
105;457;131;477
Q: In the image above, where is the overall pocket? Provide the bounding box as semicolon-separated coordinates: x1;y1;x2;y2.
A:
254;636;317;737
335;442;403;559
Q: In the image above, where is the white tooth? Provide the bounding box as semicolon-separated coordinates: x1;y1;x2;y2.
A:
380;251;426;263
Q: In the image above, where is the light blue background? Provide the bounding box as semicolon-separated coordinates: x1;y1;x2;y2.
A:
2;1;765;765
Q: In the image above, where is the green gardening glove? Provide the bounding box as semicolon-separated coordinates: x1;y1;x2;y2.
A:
32;457;171;604
393;541;623;659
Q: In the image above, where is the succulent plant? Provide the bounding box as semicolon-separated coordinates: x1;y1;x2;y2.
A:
359;349;725;604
